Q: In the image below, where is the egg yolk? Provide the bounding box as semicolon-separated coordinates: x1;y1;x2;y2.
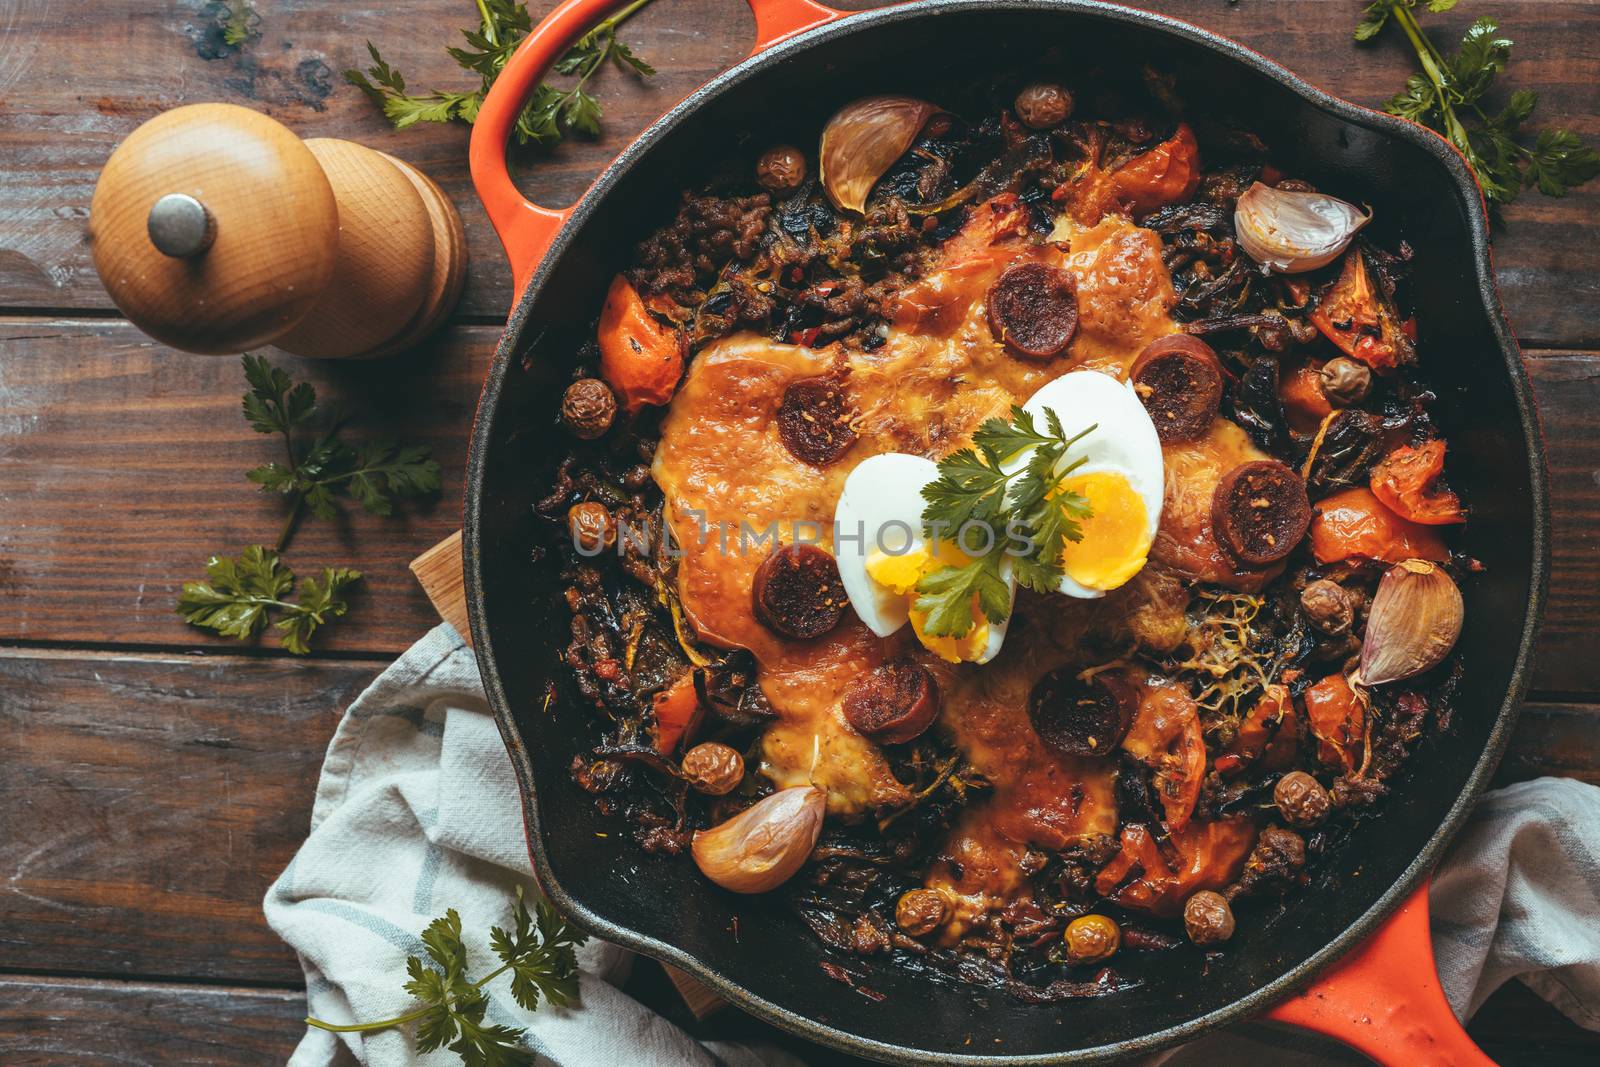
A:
864;543;992;663
1056;471;1152;591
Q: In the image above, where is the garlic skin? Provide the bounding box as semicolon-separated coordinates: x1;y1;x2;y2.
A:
820;96;939;214
1235;182;1371;273
691;786;825;893
1358;559;1464;686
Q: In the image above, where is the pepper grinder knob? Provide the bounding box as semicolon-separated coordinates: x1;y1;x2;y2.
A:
147;194;217;258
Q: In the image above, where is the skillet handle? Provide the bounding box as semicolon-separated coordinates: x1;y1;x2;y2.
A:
469;0;846;301
1263;879;1495;1066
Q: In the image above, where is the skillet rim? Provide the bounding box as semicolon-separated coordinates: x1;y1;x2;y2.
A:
464;1;1551;1061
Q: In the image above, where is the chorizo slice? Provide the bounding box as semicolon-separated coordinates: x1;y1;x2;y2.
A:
842;660;940;745
1130;335;1224;443
986;262;1079;358
1211;460;1311;566
777;375;858;467
752;543;847;640
1028;668;1139;758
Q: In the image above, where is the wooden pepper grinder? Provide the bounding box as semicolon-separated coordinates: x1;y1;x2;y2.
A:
88;102;466;358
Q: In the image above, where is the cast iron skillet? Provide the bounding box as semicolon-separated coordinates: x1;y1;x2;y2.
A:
462;1;1549;1062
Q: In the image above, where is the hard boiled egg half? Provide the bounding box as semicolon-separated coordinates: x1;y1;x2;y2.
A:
832;370;1163;664
1012;370;1164;599
833;452;1015;664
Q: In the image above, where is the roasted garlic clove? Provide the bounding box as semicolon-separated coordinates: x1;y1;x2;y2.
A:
1358;559;1464;686
1235;182;1371;273
819;95;939;214
690;785;825;893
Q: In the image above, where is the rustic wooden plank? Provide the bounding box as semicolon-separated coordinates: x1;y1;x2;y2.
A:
0;976;312;1066
1526;351;1600;697
0;319;488;655
0;648;365;985
0;647;1590;988
0;970;1590;1067
3;321;1593;693
1465;978;1600;1067
1;0;1597;344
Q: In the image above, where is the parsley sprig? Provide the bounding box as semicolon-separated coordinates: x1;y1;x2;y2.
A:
1356;1;1600;202
306;887;588;1065
242;355;441;551
346;0;656;147
914;407;1096;638
176;546;360;655
174;358;440;654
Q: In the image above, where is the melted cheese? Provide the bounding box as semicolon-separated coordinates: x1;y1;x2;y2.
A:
652;203;1186;912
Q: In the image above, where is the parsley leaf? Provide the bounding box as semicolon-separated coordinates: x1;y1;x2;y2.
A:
1358;1;1599;203
307;886;587;1066
239;356;441;543
176;547;360;654
914;408;1097;637
347;0;657;147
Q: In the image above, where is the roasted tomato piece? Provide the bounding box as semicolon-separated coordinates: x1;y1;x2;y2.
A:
1211;460;1312;567
651;673;704;755
751;544;847;640
1130;334;1224;443
777;375;858;467
986;261;1079;358
1309;248;1415;373
1111;124;1202;217
1121;684;1205;831
1304;673;1365;773
1278;359;1334;435
843;660;940;745
1221;684;1299;774
1028;668;1140;758
1309;487;1450;565
1369;439;1465;525
598;274;685;413
1094;817;1256;916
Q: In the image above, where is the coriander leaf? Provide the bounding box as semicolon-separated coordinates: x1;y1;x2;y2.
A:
404;955;450;1006
242;353;316;436
175;545;294;640
1353;0;1393;42
275;567;360;654
1448;16;1511;106
920;446;1011;537
413;1003;460;1054
1525;127;1600;198
421;909;468;978
913;553;1010;638
348;0;657;147
176;547;358;654
307;888;585;1062
1358;1;1598;204
1385;72;1438;122
341;439;444;517
246;462;298;494
611;41;655;78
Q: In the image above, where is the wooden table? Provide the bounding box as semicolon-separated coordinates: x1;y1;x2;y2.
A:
1;0;1596;1062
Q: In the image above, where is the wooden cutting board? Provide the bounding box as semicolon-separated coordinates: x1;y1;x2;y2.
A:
410;531;727;1021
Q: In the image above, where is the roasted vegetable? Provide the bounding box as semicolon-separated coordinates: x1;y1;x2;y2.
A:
599;274;685;413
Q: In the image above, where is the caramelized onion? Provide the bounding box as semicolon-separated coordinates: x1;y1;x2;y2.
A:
1357;559;1463;686
1234;182;1371;273
690;786;825;893
819;95;939;214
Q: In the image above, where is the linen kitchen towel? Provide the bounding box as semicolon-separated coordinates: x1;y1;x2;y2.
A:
266;624;1600;1066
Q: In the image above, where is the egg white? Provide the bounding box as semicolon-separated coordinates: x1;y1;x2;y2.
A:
1014;370;1165;599
833;451;1014;663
